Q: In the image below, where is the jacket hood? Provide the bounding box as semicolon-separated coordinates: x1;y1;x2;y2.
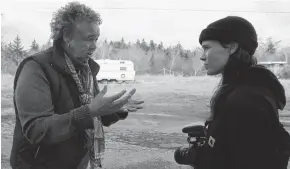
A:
240;65;286;110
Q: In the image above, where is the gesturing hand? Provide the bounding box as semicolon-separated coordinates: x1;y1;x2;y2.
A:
88;85;136;117
122;99;144;112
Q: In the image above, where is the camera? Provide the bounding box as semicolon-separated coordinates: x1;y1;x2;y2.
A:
174;125;207;167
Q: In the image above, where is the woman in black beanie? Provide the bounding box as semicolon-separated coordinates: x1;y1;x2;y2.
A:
194;16;290;169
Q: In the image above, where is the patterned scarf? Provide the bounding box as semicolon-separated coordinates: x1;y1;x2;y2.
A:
64;54;105;169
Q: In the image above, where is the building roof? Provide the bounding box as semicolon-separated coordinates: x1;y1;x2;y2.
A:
95;59;134;65
258;61;287;65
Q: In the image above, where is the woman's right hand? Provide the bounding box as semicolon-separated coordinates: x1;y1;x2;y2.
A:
88;85;136;117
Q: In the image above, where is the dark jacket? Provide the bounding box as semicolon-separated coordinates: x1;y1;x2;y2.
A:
197;66;290;169
10;43;128;169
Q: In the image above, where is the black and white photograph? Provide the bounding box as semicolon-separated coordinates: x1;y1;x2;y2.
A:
1;0;290;168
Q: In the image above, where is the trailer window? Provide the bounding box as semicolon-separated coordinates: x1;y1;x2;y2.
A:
120;67;127;71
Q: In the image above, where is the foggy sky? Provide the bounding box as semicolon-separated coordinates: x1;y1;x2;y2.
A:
1;0;290;50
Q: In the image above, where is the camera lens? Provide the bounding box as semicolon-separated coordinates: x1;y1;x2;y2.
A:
174;147;191;165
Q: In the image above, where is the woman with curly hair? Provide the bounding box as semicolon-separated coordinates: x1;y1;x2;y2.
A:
10;2;143;169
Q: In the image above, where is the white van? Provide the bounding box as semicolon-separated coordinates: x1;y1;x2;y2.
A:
95;59;136;82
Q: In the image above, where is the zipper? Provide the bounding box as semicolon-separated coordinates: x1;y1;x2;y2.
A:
31;146;40;169
34;146;40;159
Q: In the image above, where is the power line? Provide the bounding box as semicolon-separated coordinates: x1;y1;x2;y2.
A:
94;7;290;14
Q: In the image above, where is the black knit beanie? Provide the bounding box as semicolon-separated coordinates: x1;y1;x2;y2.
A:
199;16;258;56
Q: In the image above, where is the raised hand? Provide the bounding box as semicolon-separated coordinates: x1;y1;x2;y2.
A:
122;98;144;112
88;85;137;117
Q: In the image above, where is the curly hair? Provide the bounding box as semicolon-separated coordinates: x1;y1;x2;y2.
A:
50;1;102;41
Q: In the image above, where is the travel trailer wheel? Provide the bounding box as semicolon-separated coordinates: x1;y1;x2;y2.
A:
109;79;117;84
99;80;109;84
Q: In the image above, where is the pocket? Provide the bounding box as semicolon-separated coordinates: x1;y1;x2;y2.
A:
16;154;34;169
18;143;39;164
17;144;40;169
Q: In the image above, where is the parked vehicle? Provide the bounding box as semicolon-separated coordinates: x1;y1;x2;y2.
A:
95;59;136;83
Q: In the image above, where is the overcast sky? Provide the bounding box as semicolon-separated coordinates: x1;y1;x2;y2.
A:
1;0;290;50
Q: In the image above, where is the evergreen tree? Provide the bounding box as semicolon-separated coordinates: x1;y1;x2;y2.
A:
12;35;24;54
140;39;148;52
136;39;141;47
30;39;39;51
149;40;156;51
11;35;25;65
158;42;164;50
109;41;113;46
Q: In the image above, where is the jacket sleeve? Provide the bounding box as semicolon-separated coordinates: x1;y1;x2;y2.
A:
101;110;128;127
15;60;94;145
224;90;276;169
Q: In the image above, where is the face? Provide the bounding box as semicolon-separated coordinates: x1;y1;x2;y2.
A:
200;40;231;75
64;21;100;63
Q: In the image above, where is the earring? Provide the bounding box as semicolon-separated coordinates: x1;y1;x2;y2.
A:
68;44;71;48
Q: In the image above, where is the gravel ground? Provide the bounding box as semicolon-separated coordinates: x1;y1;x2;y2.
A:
2;74;290;169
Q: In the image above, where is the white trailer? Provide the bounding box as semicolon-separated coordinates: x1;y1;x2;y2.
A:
95;59;136;82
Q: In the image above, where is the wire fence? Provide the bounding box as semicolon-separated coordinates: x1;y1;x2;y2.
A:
136;68;204;76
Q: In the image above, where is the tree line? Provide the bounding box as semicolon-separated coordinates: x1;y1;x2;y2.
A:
1;35;52;74
2;35;290;78
93;38;205;76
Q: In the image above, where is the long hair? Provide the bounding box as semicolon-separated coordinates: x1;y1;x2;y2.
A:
208;44;257;121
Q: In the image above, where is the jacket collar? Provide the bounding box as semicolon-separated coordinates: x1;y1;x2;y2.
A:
50;40;100;77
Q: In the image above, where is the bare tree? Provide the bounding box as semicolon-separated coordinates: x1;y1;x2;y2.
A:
192;47;203;76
